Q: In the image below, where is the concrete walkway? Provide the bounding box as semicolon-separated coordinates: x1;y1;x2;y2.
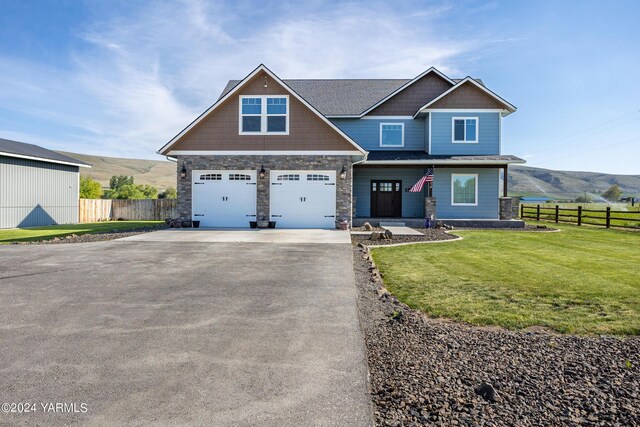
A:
0;239;371;425
351;226;424;236
381;226;424;236
119;228;352;244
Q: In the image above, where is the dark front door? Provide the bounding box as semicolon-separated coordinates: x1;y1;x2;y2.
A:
371;180;402;217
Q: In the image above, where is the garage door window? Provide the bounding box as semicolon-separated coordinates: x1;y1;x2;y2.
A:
199;173;222;180
276;174;300;181
307;174;330;181
229;174;252;181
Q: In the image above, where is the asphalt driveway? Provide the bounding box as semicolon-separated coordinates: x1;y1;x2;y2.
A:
0;237;371;425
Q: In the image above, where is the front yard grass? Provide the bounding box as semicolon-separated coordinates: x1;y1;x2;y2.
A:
370;224;640;335
0;221;163;243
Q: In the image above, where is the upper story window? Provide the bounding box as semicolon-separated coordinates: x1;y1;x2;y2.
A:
451;173;478;206
452;117;478;143
239;95;288;135
380;123;404;147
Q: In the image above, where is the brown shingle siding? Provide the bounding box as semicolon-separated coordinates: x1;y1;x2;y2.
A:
169;72;356;152
428;81;507;109
367;73;453;116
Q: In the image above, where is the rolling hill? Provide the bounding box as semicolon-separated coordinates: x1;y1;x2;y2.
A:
57;151;176;190
509;165;640;199
58;151;640;198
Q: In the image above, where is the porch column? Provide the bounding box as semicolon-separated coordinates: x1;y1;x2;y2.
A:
503;165;508;197
424;196;436;220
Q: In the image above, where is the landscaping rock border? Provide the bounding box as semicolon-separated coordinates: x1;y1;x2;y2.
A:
352;228;457;246
353;245;639;426
9;225;168;245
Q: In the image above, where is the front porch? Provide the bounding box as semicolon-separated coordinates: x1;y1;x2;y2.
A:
352;161;523;228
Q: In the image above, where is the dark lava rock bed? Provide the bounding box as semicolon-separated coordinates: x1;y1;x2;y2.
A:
353;245;639;426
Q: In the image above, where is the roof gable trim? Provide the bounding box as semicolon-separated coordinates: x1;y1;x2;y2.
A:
158;64;366;155
358;67;455;117
413;77;517;118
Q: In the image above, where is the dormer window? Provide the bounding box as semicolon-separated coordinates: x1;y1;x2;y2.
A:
239;95;288;135
452;117;478;143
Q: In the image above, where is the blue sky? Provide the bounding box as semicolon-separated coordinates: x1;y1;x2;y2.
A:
0;0;638;174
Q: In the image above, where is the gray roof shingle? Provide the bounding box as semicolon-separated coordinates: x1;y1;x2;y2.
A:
365;151;524;163
0;138;91;167
219;77;483;116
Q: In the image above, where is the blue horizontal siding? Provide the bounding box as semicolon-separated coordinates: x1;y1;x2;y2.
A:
331;118;425;151
432;167;500;219
353;167;427;218
430;112;500;155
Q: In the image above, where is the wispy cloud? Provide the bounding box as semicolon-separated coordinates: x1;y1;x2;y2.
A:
0;0;493;159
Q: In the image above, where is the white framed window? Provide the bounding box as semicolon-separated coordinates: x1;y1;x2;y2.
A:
239;95;289;135
452;117;478;143
451;174;478;206
379;123;404;147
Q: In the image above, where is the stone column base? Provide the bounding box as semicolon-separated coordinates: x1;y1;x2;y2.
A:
424;197;437;220
500;197;514;220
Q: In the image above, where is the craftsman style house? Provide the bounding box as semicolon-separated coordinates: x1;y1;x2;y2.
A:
158;64;523;228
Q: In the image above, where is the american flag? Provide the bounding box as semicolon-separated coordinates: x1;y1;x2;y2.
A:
408;168;434;193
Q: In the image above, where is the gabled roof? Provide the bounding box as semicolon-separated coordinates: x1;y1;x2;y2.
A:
357;67;455;117
0;138;91;168
219;79;409;116
219;75;484;117
158;64;367;155
413;77;517;117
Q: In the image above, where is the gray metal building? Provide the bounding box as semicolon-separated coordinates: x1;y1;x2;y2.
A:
0;138;91;228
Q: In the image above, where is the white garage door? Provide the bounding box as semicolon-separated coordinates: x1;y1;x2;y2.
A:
270;170;337;229
192;170;257;228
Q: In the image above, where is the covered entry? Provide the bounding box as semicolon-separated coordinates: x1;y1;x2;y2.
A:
370;180;402;217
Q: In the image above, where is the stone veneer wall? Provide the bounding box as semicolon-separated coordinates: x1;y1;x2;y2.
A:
499;197;514;220
176;155;353;223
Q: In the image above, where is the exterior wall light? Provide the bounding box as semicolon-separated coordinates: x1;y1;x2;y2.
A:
259;165;266;179
340;165;347;180
180;165;187;179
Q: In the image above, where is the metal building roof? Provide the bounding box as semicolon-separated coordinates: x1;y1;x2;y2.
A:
0;138;91;167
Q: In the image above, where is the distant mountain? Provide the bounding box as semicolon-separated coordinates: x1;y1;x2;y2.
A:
509;165;640;199
57;151;175;190
57;151;640;198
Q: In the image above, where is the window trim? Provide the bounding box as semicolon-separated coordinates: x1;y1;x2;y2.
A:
239;95;289;135
379;122;405;147
451;173;479;206
451;117;479;144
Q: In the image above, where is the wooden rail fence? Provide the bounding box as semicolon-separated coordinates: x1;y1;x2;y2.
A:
521;204;640;230
79;199;177;223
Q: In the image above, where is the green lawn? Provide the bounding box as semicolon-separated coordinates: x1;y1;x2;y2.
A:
370;224;640;335
0;221;163;243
